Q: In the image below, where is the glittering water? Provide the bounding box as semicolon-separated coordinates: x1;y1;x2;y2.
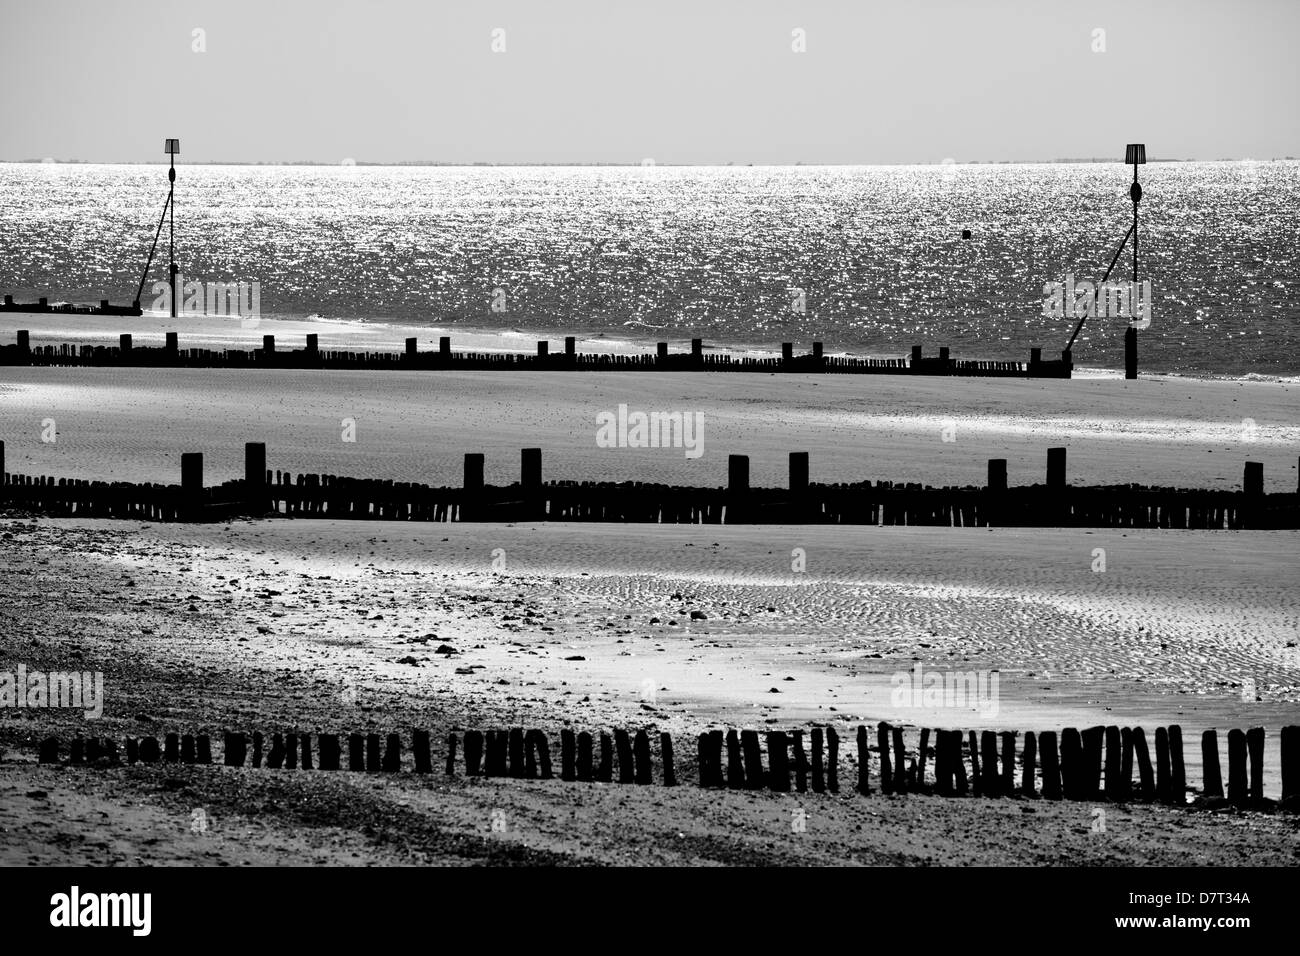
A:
1;161;1296;375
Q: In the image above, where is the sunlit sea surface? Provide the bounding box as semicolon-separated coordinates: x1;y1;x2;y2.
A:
1;162;1297;376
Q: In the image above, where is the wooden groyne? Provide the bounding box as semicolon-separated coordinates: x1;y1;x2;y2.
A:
0;330;1074;377
2;441;1297;528
35;722;1300;810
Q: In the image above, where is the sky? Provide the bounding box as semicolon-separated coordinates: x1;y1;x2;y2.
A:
0;0;1296;164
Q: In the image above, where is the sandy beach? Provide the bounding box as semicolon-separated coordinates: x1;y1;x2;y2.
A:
2;312;1299;865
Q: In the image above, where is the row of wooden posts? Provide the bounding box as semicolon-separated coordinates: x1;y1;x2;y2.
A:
1;328;1073;378
39;723;1300;807
3;440;1297;527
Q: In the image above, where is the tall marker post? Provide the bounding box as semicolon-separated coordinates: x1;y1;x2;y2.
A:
166;138;180;318
1124;143;1145;380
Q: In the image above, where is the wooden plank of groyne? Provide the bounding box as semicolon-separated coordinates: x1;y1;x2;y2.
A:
792;730;809;793
878;723;893;794
1247;727;1265;805
999;732;1016;795
811;728;826;793
826;727;839;792
1282;726;1299;804
894;726;909;794
1039;731;1061;799
740;730;764;790
661;732;676;787
1155;726;1172;803
980;731;1000;797
726;729;745;789
1021;731;1037;796
1169;725;1186;804
1081;726;1104;800
1132;727;1154;800
1227;729;1248;806
767;731;791;792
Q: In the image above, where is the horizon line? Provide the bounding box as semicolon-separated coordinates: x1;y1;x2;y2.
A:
4;157;1297;168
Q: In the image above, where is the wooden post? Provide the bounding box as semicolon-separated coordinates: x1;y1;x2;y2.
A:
767;731;791;792
223;732;247;767
613;729;634;783
564;336;576;358
933;730;952;795
412;729;432;773
166;331;178;354
999;731;1015;794
661;732;676;786
181;452;203;504
1243;461;1263;496
1132;727;1155;799
1039;731;1061;799
164;732;180;762
893;726;909;794
1081;726;1104;799
577;731;594;781
1155;726;1172;802
263;334;275;354
464;452;485;493
1169;724;1186;804
789;452;809;495
39;738;59;764
244;442;266;509
633;730;652;784
140;736;161;763
1021;731;1037;796
305;333;318;352
792;730;809;793
382;733;401;772
728;455;749;494
1104;726;1123;800
857;725;871;795
952;731;969;795
811;727;826;793
968;730;983;796
120;333;132;352
1227;729;1248;806
1247;727;1265;805
561;729;577;781
347;733;363;771
537;340;548;359
460;730;482;775
248;732;261;768
980;731;1000;797
1282;725;1299;804
740;730;764;790
405;337;417;358
267;734;285;769
1120;727;1135;801
826;727;840;792
318;734;341;771
987;459;1007;493
521;448;542;491
1201;733;1222;801
508;727;526;778
439;336;451;359
1047;447;1067;489
726;729;745;789
366;733;382;772
298;733;311;770
1124;326;1137;379
917;728;931;790
878;723;894;794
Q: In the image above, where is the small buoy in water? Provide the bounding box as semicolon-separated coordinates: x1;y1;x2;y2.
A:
961;229;972;240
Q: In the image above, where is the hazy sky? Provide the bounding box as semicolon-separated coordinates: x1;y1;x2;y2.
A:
1;0;1296;164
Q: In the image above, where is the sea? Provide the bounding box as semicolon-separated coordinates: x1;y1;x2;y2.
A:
1;160;1297;377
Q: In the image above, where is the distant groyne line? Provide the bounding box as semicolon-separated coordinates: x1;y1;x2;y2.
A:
0;327;1075;378
2;442;1295;528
